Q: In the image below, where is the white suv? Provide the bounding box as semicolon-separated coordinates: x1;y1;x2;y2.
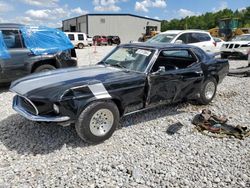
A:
220;34;250;59
146;30;217;53
65;32;88;49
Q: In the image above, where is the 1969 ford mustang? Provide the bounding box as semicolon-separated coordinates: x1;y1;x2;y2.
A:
10;43;229;143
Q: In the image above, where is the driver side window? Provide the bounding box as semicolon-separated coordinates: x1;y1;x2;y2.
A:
151;49;197;73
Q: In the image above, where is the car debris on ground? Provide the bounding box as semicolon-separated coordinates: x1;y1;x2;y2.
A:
192;109;250;139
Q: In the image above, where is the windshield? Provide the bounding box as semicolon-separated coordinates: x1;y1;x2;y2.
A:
146;34;177;43
103;47;155;72
231;35;250;41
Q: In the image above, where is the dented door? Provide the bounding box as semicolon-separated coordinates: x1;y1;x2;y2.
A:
147;64;204;106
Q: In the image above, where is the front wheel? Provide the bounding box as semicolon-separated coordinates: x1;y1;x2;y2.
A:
197;77;217;105
34;64;56;73
75;101;120;143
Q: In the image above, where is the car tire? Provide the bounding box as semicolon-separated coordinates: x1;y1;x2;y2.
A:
34;64;56;73
75;100;120;143
221;53;228;59
197;77;217;105
78;43;84;49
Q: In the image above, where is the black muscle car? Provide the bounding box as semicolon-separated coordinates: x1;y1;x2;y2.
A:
10;43;229;143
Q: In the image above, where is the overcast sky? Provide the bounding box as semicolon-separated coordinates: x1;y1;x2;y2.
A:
0;0;249;27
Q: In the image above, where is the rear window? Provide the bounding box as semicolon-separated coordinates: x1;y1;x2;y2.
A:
189;33;211;43
78;34;84;41
68;34;75;41
2;30;23;48
162;50;193;59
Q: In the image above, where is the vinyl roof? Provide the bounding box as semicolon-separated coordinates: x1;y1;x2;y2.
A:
121;42;196;50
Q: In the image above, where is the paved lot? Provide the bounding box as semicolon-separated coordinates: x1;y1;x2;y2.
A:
0;46;249;187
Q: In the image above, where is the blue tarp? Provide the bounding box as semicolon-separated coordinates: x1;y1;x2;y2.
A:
0;31;10;59
20;26;74;55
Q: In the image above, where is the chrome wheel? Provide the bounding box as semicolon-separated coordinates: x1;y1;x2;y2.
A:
90;109;114;137
205;81;215;100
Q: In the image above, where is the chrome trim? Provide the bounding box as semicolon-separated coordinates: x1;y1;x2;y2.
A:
13;96;70;122
124;102;170;116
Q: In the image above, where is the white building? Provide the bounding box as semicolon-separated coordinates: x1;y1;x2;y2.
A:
62;14;161;43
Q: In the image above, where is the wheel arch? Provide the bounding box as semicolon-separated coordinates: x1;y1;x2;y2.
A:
75;96;125;118
31;58;60;73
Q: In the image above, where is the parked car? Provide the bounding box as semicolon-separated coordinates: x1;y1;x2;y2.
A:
10;43;229;143
87;35;93;46
65;32;88;49
220;34;250;59
107;36;121;45
146;30;217;53
93;35;108;46
213;37;224;54
0;23;77;84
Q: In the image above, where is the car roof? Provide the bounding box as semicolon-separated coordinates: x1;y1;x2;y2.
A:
161;29;210;35
65;32;86;34
0;23;24;29
121;42;196;50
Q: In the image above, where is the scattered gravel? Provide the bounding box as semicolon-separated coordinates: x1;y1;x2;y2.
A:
0;46;249;187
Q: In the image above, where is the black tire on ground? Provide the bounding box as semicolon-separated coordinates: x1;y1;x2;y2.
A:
34;64;56;73
221;53;228;59
78;43;84;49
197;77;217;105
75;100;120;143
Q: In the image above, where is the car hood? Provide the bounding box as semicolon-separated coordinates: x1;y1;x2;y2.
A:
10;65;144;101
225;41;250;45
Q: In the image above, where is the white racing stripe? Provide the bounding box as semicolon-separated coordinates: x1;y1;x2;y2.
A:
88;83;111;99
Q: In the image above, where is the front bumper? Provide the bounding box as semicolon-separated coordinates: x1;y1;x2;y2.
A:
220;47;249;56
13;95;70;122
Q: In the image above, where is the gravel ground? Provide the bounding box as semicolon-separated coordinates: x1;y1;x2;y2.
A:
0;46;249;187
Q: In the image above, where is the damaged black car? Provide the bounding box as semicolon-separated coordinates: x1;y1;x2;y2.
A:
10;43;229;143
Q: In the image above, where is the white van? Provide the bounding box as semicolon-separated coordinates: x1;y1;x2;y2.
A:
65;32;88;49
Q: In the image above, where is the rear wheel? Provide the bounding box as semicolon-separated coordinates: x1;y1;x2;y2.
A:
75;101;120;143
78;43;84;49
34;64;56;73
197;77;217;105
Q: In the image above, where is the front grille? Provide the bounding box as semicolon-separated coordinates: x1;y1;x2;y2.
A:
18;96;38;115
234;44;240;48
228;44;234;49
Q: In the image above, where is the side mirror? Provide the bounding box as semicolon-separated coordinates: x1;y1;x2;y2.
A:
152;66;165;75
175;40;183;44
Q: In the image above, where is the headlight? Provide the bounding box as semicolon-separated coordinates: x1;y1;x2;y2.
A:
53;104;60;114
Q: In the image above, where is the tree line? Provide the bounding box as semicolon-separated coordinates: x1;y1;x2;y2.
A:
161;7;250;31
